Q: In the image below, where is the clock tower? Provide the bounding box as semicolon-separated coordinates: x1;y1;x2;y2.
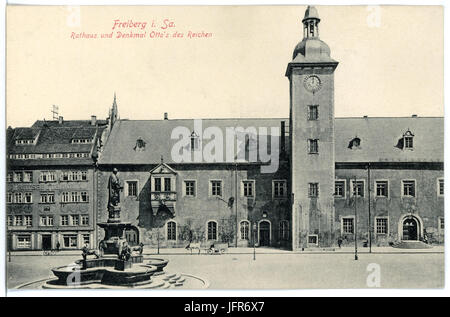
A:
286;6;338;250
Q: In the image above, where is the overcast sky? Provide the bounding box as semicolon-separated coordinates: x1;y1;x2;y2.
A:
6;5;443;127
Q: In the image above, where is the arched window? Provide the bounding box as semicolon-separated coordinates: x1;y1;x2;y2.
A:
279;220;289;241
240;221;249;240
207;221;217;240
167;221;176;241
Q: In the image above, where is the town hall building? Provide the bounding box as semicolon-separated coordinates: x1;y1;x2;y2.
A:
95;6;444;250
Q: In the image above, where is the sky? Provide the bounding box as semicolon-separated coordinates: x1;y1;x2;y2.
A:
5;5;444;128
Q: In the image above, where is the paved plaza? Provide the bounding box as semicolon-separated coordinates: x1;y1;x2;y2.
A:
7;246;444;290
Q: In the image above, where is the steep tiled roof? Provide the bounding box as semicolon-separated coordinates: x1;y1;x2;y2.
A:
7;120;107;167
98;117;443;165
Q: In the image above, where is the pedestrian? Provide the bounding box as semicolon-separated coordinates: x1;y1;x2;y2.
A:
56;241;60;252
337;237;343;248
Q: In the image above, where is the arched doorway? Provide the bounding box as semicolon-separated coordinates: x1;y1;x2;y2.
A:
258;220;271;247
402;217;418;241
125;226;139;246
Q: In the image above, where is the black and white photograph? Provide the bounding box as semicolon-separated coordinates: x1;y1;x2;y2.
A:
2;2;446;295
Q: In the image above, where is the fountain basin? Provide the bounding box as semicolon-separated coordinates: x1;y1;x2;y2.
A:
146;258;169;272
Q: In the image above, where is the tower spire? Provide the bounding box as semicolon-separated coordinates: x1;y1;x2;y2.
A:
302;6;320;39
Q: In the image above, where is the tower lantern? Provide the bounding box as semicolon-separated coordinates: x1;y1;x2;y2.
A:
303;5;320;38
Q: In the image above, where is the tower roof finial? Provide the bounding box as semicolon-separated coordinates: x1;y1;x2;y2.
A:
303;5;320;22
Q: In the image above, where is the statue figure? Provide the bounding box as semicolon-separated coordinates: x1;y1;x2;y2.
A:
119;242;131;261
81;243;100;260
108;168;123;210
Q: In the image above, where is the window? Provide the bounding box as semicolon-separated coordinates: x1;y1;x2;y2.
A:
164;178;171;191
207;221;218;240
404;136;413;149
439;217;444;231
375;181;389;198
81;192;89;203
190;131;200;151
279;221;289;241
351;180;365;197
375;218;388;234
308;139;319;154
24;215;32;227
167;221;177;241
71;192;80;202
308;183;319;198
40;192;55;203
334;180;345;198
40;171;56;182
308;234;318;245
14;192;23;204
7;216;13;226
17;235;31;249
242;180;255;197
307;105;319;120
23;171;33;182
342;217;354;234
61;215;69;226
134;137;146;151
24;192;32;203
184;180;196;197
40;215;54;226
240;221;249;240
402;180;416;197
81;215;89;226
211;180;222;197
154;178;162;192
438;178;444;197
83;234;90;246
14;215;23;226
61;192;70;203
6;172;13;182
273;180;287;198
7;192;13;204
71;215;80;226
126;181;138;197
13;172;23;182
63;235;78;248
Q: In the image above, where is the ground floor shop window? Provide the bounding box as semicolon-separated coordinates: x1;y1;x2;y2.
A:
63;235;78;248
17;235;32;249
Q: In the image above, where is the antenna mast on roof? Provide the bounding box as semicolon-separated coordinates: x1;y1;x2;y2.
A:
52;105;59;120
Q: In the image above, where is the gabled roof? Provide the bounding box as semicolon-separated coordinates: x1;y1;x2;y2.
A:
149;162;177;175
98;116;443;166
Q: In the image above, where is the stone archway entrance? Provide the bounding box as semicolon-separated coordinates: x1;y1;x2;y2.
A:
402;217;419;241
258;220;271;247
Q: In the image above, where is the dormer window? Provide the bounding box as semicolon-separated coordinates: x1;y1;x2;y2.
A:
190;131;199;151
134;137;146;151
348;137;361;150
396;130;414;150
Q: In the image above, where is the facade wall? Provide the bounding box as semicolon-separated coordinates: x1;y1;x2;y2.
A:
6;167;96;250
334;166;444;247
97;162;290;248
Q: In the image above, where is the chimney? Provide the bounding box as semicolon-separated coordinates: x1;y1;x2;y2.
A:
412;114;418;118
280;121;286;154
363;115;368;119
164;112;168;120
91;115;97;126
58;116;64;124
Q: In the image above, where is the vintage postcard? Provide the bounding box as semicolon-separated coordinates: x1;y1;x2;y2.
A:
4;4;444;293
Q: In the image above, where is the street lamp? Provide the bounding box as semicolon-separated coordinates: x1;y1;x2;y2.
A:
253;223;257;261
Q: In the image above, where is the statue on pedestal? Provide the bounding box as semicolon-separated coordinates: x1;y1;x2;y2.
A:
108;168;123;219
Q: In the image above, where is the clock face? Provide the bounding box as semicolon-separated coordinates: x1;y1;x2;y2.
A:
304;75;322;93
